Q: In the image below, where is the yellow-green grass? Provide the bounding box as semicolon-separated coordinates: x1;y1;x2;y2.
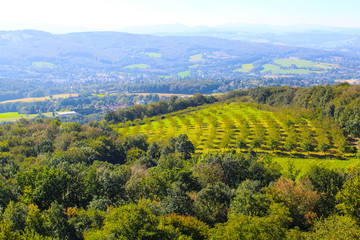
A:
234;63;254;73
124;64;150;69
32;62;55;68
260;58;336;75
0;94;79;104
112;101;347;158
273;156;360;179
0;112;25;119
177;71;191;78
274;58;336;69
261;64;316;74
144;52;162;58
0;112;53;123
189;54;203;62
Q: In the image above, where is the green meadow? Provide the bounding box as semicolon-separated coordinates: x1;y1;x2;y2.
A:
261;64;314;74
274;58;336;69
189;54;203;62
177;70;191;78
0;112;53;123
235;63;254;73
124;64;150;69
260;58;336;75
31;62;55;68
144;52;162;58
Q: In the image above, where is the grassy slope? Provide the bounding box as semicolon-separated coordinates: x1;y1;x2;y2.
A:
235;63;254;73
0;112;53;123
260;58;336;75
273;157;360;179
189;54;203;62
113;100;359;172
274;58;336;69
113;100;359;174
124;64;150;69
144;52;162;58
261;64;313;74
177;71;191;78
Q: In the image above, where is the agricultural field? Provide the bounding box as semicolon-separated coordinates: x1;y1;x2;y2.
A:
113;101;353;158
260;58;335;75
274;58;336;69
124;64;150;69
189;54;203;62
234;63;254;73
144;52;162;58
0;112;53;123
261;64;314;74
177;70;191;78
31;61;55;68
0;93;79;103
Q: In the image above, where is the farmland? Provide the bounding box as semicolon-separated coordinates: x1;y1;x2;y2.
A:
0;93;78;104
260;58;334;75
234;63;254;73
124;64;150;69
0;112;53;123
31;62;55;68
144;52;162;58
274;58;336;69
113;101;351;158
177;70;191;78
189;53;203;62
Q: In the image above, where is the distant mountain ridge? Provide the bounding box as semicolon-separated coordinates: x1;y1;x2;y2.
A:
119;23;360;53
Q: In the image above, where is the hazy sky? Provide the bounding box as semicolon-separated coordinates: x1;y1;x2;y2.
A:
0;0;359;32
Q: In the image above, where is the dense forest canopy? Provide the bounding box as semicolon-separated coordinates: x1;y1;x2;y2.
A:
0;83;360;239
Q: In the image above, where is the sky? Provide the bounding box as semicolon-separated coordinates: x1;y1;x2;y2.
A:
0;0;359;33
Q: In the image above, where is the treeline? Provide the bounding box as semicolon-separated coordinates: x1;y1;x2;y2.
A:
0;93;161;115
0;78;65;102
247;83;360;137
124;80;221;95
0;119;360;239
104;93;217;123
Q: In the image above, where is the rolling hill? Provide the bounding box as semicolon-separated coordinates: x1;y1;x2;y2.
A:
0;30;354;81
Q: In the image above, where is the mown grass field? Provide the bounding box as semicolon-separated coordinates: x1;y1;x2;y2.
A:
31;61;55;68
189;54;203;62
0;112;53;123
274;58;336;69
177;70;191;78
144;52;162;58
261;64;315;74
273;157;359;179
124;64;150;69
235;63;254;73
260;58;336;75
0;94;79;104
